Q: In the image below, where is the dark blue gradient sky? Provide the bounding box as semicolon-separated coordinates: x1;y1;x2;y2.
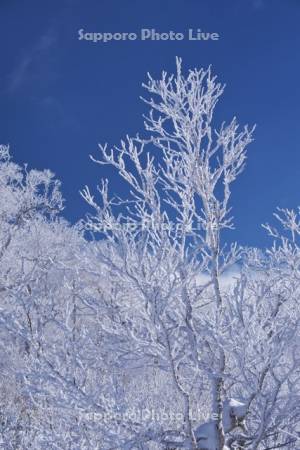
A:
0;0;300;247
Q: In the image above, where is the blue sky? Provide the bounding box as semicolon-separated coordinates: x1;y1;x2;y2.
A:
0;0;300;248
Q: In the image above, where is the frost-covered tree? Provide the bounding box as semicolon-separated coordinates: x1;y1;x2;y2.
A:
0;59;299;450
0;147;108;448
82;58;254;449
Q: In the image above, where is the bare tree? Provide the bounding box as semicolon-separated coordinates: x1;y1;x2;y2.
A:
82;58;254;449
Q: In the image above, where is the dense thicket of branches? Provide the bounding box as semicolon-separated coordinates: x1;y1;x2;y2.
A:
0;60;299;450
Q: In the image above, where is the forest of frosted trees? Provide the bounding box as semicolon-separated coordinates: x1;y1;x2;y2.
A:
0;59;299;450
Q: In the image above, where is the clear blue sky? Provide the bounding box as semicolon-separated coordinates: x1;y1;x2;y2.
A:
0;0;300;248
